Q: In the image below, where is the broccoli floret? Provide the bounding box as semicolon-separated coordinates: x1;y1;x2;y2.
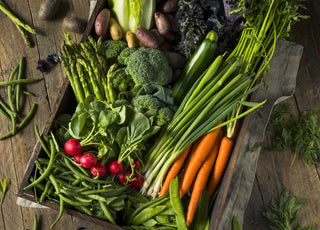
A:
125;47;172;89
104;40;127;63
112;68;135;92
156;107;173;126
118;47;138;65
131;95;163;116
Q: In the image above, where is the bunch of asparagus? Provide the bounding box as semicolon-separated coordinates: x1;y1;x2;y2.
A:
0;0;36;47
60;34;109;103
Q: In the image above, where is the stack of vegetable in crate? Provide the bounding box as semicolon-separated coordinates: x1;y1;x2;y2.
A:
20;0;307;229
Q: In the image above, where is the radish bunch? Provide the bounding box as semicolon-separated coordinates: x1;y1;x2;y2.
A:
64;139;144;187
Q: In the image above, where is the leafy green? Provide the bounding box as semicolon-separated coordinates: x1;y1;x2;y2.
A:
263;189;314;230
268;104;320;166
0;178;11;204
108;0;156;33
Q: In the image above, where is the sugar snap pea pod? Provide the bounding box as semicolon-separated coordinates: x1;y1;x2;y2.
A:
24;138;55;190
232;216;242;230
141;218;158;227
191;190;209;230
99;200;116;224
50;198;64;229
155;215;170;224
129;195;169;224
131;205;167;225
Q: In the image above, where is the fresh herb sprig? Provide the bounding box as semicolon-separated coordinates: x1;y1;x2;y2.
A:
263;189;314;230
268;103;320;166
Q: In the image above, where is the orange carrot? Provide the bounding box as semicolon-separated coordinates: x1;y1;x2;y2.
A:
207;136;234;198
159;145;192;197
179;121;223;198
186;130;223;226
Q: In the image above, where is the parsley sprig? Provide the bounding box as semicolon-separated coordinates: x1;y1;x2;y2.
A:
268;103;320;166
263;189;314;230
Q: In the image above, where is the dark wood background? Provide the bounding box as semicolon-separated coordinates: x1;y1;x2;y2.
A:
0;0;319;229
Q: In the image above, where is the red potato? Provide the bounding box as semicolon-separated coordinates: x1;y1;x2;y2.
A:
163;31;176;42
150;28;165;45
154;12;171;35
95;9;111;38
162;0;178;13
135;27;159;49
166;13;179;33
159;40;172;52
38;0;60;20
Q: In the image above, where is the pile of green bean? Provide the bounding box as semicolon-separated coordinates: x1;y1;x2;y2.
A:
0;57;42;140
25;126;128;229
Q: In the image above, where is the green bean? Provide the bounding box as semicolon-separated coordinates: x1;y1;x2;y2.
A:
68;159;90;177
34;125;50;157
15;57;24;112
24;138;55;190
99;200;116;224
33;214;38;230
50;198;64;229
40;180;51;203
22;91;36;97
0;105;11;121
8;64;19;112
0;95;15;117
232;216;242;230
63;158;106;184
74;205;93;216
59;194;91;206
131;205;167;225
0;104;37;140
0;78;42;86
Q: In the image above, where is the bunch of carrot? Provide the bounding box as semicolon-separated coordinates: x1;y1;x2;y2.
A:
158;120;236;225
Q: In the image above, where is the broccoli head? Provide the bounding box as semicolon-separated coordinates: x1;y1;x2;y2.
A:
104;40;127;63
111;68;135;93
118;47;138;65
156;107;173;126
131;95;163;116
125;47;172;88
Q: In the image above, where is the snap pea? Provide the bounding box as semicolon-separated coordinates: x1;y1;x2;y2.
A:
24;138;55;190
154;215;170;224
129;195;169;224
191;190;209;230
99;200;116;224
131;205;167;225
141;218;158;227
232;216;242;230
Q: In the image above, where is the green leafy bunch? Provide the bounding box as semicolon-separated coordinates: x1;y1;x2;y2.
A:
263;189;314;230
268;103;320;166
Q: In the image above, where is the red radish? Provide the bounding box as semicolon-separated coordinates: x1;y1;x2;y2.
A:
133;158;141;171
64;139;83;155
130;174;143;188
74;154;83;163
108;160;124;175
91;164;107;177
80;153;98;168
118;170;131;183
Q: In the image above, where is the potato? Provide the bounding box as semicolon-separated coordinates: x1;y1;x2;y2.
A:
94;9;111;38
150;28;165;45
135;27;159;49
109;17;122;41
162;0;178;13
164;52;186;69
154;12;170;35
126;31;137;48
38;0;60;20
166;13;178;32
62;17;86;34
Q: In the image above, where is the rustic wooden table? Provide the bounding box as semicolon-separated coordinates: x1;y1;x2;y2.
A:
0;0;319;229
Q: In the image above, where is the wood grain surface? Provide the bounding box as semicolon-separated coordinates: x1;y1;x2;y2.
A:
0;0;319;230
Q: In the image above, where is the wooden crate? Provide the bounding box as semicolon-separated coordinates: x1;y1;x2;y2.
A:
16;0;280;229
